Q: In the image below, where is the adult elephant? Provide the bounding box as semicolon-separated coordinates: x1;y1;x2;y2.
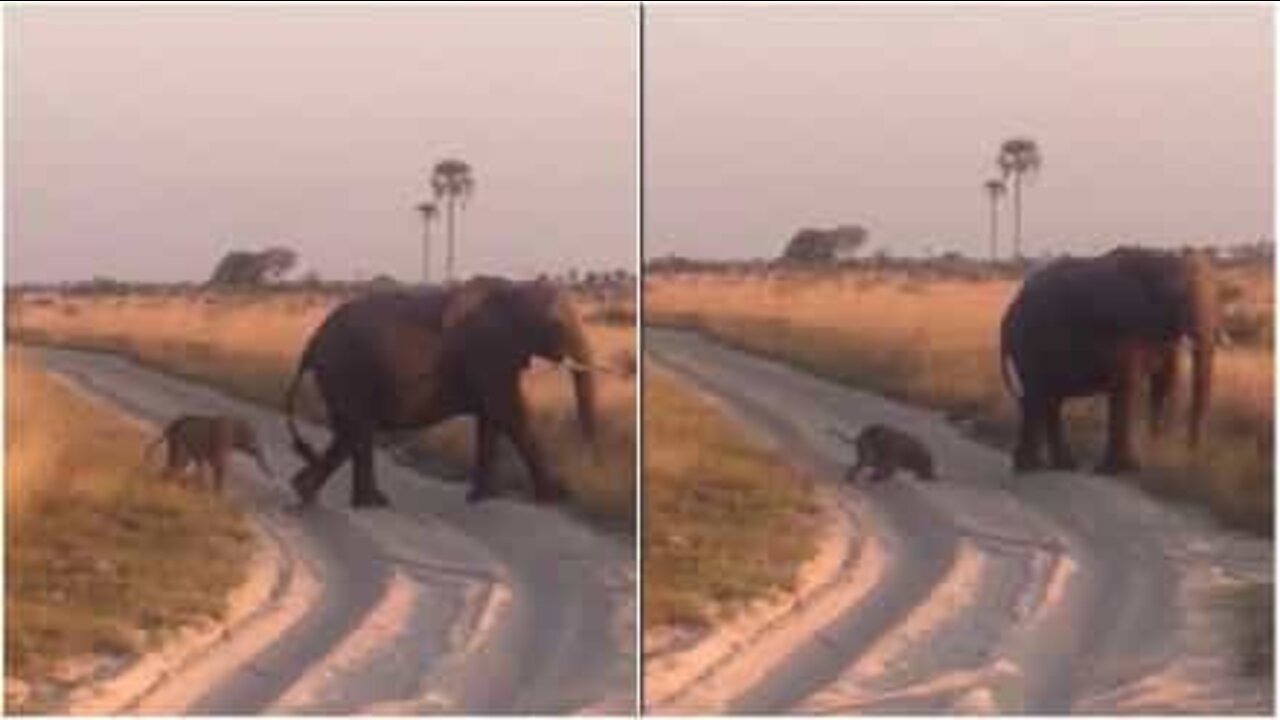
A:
999;247;1218;475
284;277;596;507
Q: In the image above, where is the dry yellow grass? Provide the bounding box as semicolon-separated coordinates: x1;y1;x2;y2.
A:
647;268;1273;533
643;370;818;630
14;290;637;531
5;350;252;712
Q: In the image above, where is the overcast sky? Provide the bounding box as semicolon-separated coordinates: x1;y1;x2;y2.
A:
7;6;636;283
646;5;1273;260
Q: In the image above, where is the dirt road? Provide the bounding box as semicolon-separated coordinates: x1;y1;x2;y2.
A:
648;328;1271;715
37;345;635;715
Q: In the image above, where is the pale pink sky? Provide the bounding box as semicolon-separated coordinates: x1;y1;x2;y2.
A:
646;5;1273;259
7;6;637;283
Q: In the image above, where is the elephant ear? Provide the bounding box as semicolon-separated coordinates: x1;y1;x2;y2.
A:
441;277;504;331
1105;247;1185;340
441;278;538;373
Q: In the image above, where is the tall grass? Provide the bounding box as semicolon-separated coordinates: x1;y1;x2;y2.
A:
647;268;1273;534
644;371;818;630
5;350;251;711
13;291;637;532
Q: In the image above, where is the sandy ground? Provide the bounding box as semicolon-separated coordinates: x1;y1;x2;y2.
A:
647;327;1272;715
34;345;635;715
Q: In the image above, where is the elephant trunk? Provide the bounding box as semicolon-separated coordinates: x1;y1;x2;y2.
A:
559;313;598;444
1186;253;1218;447
1189;338;1213;447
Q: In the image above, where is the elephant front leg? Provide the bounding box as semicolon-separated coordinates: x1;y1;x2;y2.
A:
1098;350;1142;474
482;379;567;504
506;410;567;504
1148;343;1178;437
465;418;501;504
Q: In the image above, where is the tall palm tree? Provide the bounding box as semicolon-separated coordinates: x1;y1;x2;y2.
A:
997;137;1042;259
983;178;1006;261
431;159;476;282
416;201;438;283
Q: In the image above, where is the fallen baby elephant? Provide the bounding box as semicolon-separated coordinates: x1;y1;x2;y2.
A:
829;423;938;484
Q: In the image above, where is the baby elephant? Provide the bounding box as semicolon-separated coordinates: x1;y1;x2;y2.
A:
831;423;937;484
146;415;273;492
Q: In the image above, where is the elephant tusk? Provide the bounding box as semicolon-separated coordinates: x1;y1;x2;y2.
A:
561;358;623;376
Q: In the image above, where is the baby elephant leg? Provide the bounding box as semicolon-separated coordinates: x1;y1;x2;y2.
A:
844;460;867;484
211;451;229;494
869;463;896;483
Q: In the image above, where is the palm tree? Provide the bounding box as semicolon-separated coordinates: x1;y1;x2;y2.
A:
982;178;1006;261
431;159;476;282
415;201;438;283
997;137;1042;259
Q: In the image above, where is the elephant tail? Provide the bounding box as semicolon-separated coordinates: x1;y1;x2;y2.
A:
1000;352;1025;400
285;360;321;465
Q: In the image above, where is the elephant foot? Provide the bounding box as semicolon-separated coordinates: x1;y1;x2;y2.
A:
290;472;319;506
466;484;501;504
351;487;391;508
533;482;569;504
1012;455;1044;475
1050;455;1078;471
1095;454;1140;475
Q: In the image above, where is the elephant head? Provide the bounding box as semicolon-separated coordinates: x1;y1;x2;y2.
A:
1111;247;1219;446
443;278;597;442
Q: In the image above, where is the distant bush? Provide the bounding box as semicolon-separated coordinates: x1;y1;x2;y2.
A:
207;246;298;287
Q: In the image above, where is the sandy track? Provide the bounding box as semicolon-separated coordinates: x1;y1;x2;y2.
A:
36;345;635;715
647;328;1271;715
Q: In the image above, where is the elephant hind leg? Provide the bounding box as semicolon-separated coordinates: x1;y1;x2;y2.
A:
1046;399;1077;470
289;433;353;506
466;418;501;504
1013;394;1049;474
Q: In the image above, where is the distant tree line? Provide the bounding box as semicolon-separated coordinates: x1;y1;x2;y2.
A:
10;255;637;299
646;239;1273;280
